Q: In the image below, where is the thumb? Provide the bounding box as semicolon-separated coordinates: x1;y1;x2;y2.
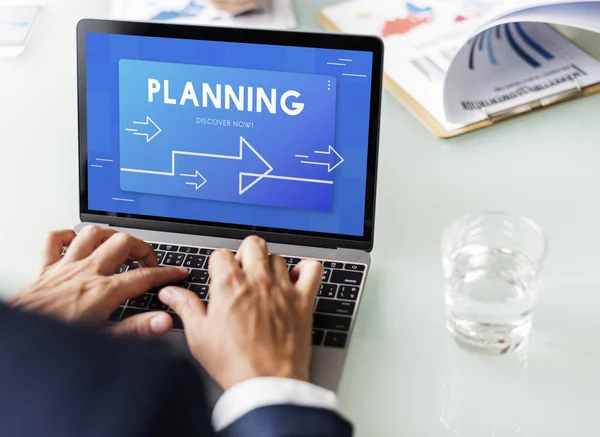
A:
159;286;207;330
109;311;173;339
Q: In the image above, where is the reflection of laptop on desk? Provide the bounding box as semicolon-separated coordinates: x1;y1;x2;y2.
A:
76;19;383;402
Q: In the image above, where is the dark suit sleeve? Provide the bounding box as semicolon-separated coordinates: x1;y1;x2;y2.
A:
0;303;353;437
220;405;353;437
0;303;213;437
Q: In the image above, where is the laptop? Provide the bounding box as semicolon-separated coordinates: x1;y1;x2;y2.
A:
76;19;383;403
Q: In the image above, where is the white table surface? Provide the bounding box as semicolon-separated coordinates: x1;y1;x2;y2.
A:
2;1;600;436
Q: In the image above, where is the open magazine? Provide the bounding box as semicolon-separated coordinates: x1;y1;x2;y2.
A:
321;0;600;137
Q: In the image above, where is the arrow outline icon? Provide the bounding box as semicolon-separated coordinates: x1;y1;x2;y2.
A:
298;145;344;173
121;127;339;195
121;136;273;195
181;170;208;191
125;116;162;143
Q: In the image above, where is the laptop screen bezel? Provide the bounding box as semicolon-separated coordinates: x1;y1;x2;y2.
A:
77;19;383;252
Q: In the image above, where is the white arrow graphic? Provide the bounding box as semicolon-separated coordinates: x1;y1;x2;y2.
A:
298;145;344;172
125;116;162;143
121;136;273;195
186;181;207;190
180;170;208;191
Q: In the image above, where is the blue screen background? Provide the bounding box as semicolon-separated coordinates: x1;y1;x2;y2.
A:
86;33;373;237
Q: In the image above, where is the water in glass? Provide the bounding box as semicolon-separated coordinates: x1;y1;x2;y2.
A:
442;213;546;354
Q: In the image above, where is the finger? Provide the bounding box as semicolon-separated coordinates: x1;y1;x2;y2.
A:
291;260;323;305
270;254;292;287
236;236;270;280
209;249;242;288
91;233;158;275
109;311;173;339
213;0;257;14
40;229;76;270
63;225;117;262
110;266;189;305
159;286;207;330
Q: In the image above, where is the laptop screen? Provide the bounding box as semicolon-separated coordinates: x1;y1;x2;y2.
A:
84;31;376;239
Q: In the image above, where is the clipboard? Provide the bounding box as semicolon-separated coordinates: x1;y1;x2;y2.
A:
318;12;600;139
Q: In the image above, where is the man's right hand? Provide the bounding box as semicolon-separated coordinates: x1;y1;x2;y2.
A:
159;236;323;390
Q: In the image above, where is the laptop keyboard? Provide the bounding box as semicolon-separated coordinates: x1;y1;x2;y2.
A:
107;242;366;349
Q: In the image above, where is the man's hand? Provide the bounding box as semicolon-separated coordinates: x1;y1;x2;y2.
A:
159;236;322;390
10;226;189;339
212;0;258;15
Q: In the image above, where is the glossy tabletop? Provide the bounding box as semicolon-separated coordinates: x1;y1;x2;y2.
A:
1;1;600;436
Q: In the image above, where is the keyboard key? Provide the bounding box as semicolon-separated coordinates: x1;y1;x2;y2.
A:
183;255;206;269
189;284;209;299
316;299;355;316
313;314;351;332
188;269;209;284
108;307;124;322
324;261;344;269
127;293;152;309
345;263;366;272
115;264;128;274
324;332;348;348
322;269;331;283
163;253;185;266
121;307;150;320
154;251;165;264
337;286;359;301
319;284;337;298
148;243;159;249
283;257;301;265
199;248;215;255
312;329;325;346
159;244;179;252
170;313;184;330
179;246;199;254
149;295;169;311
330;269;363;286
129;262;140;270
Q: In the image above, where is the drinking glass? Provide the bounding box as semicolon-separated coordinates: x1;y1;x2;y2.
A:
441;212;547;354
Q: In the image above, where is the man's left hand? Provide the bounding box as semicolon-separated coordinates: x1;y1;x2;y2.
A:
9;226;189;339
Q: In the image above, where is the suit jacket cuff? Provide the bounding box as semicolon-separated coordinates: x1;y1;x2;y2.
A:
212;377;338;431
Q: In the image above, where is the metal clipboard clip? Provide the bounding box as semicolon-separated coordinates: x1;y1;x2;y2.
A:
481;79;582;123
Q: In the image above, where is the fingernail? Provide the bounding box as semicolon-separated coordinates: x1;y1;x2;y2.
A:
150;314;171;334
159;287;174;302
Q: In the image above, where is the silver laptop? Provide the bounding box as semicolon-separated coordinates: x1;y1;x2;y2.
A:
76;19;383;403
